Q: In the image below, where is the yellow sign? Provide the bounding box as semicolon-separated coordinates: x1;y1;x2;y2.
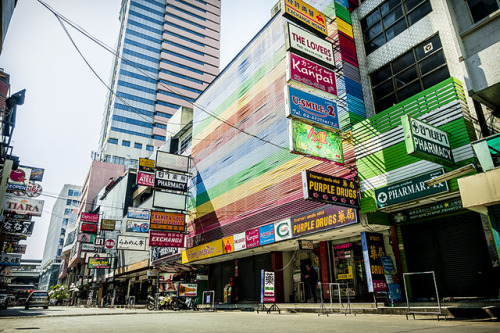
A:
282;0;327;36
337;266;353;280
223;236;234;254
139;158;155;172
182;239;223;263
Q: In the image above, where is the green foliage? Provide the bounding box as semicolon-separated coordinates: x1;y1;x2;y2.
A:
48;284;69;301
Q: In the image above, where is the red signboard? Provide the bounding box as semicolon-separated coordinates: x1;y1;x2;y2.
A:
81;213;99;223
149;231;185;247
150;211;186;231
245;228;260;248
137;172;155;187
81;223;98;234
287;52;337;96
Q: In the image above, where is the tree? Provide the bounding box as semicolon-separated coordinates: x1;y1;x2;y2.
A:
48;285;69;305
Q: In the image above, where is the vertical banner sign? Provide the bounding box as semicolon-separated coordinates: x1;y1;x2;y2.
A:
401;114;454;166
380;256;403;303
361;232;387;293
282;0;327;36
287;52;337;96
285;86;339;130
290;120;343;163
263;271;276;303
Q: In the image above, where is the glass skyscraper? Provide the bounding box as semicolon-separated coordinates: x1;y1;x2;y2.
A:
98;0;220;167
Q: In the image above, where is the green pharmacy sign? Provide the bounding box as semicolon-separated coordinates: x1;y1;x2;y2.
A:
401;115;454;166
289;120;343;163
374;169;449;209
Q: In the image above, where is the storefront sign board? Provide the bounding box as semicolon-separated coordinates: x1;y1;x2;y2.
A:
233;232;247;252
287;52;336;96
117;235;147;251
150;211;185;232
223;235;234;254
361;232;387;292
155;170;188;192
290;120;343;163
100;219;116;231
126;219;150;233
3;195;44;216
283;1;327;36
302;170;359;208
139;158;155;172
78;233;96;243
81;223;98;234
292;205;357;237
137;172;155;187
152;190;187;211
274;219;292;241
246;228;260;248
88;257;111;269
390;198;463;224
259;224;275;245
127;208;150;220
182;239;223;263
81;213;99;223
149;231;185;247
156;151;189;173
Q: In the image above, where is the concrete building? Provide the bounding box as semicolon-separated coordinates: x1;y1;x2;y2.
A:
38;184;81;290
98;0;221;169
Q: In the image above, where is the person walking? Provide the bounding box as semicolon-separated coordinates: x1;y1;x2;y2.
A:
304;264;318;303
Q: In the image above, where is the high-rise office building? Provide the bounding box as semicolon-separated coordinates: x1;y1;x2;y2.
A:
39;184;81;290
98;0;221;167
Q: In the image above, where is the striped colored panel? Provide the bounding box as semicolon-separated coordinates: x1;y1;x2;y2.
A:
342;61;361;83
334;2;351;24
337;18;353;39
335;0;349;9
338;32;358;67
344;77;363;99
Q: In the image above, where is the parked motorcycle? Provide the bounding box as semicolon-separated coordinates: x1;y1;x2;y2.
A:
147;294;174;311
172;296;198;311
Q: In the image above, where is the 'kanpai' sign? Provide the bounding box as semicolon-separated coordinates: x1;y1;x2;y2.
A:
149;231;185;247
150;211;186;231
3;195;44;216
282;0;327;36
292;205;358;237
284;22;334;66
374;169;449;209
401;115;454;166
302;170;359;208
137;172;155;187
155;170;188;192
289;120;343;163
287;52;337;96
285;86;339;130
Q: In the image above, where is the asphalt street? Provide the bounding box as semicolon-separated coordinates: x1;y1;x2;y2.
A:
0;307;498;332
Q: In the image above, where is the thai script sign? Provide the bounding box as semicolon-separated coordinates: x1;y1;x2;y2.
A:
233;232;247;252
259;224;275;246
0;253;22;266
149;231;185;247
88;257;111;269
137;172;155;187
285;22;334;66
127;207;150;220
374;169;449;209
126;219;149;233
156;151;189;173
401;115;454;166
78;233;96;243
292;205;357;237
81;223;98;234
286;86;339;130
287;52;336;96
302;170;359;208
246;228;260;248
274;219;292;241
361;232;387;292
150;211;186;231
282;0;327;36
117;235;147;251
139;158;155;172
3;195;44;216
182;239;223;263
290;120;343;163
177;282;198;297
94;237;104;248
155;170;188;192
100;219;116;231
81;213;99;223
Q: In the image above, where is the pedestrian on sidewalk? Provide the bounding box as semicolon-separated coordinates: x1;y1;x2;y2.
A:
304;264;318;303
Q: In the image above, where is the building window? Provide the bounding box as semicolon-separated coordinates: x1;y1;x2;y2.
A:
361;0;432;54
68;189;73;196
179;134;192;154
66;199;72;206
153;134;166;141
135;142;143;149
129;159;139;168
64;208;71;215
146;145;154;151
109;138;118;144
154;123;167;129
113;156;126;165
466;0;499;22
122;140;131;147
370;34;449;113
62;218;68;226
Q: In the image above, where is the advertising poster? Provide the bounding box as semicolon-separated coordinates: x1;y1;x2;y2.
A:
381;256;403;303
149;231;185;247
233;232;247;252
285;86;339;130
177;282;198;297
26;167;45;181
289;120;343;163
126;219;150;233
361;232;387;293
262;270;276;303
287;52;337;96
246;228;260;249
259;224;275;246
302;170;359;208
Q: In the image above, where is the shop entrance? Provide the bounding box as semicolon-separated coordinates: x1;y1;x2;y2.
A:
330;241;368;298
401;212;495;298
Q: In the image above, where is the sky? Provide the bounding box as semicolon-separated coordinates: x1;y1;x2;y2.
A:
0;0;279;260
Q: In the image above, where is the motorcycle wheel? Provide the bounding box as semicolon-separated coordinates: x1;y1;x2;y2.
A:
192;303;198;311
146;302;155;311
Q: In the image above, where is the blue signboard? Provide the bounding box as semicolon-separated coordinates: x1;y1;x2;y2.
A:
259;224;275;245
285;86;339;130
